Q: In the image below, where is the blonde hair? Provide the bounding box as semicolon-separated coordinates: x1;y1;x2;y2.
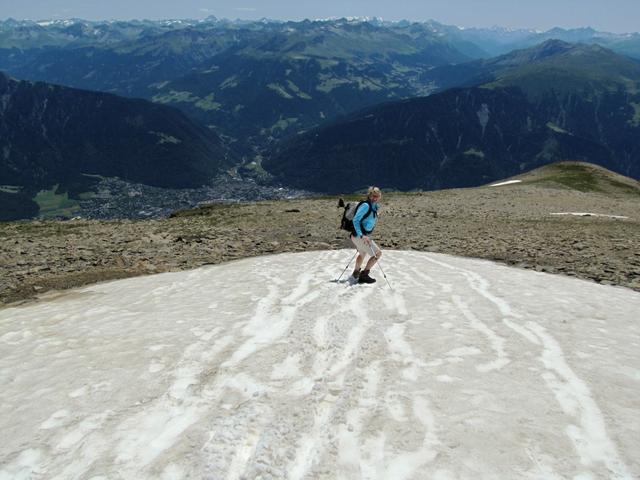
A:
367;186;381;198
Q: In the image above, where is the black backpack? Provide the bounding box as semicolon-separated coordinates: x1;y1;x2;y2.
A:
338;198;376;235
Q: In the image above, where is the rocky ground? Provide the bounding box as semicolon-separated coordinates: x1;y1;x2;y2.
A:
2;170;639;306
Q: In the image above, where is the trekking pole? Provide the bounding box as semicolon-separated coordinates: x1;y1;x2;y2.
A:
336;251;358;283
370;244;393;291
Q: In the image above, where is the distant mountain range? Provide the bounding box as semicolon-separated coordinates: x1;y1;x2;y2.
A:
0;72;230;219
435;24;640;59
264;41;640;192
1;17;639;58
0;18;472;155
422;38;640;93
1;17;639;219
2;17;639;157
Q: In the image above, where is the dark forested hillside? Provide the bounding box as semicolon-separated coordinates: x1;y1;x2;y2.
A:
0;72;231;193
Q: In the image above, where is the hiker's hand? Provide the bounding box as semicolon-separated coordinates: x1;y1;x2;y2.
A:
362;235;370;245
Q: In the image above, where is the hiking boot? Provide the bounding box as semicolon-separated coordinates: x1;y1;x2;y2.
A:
350;268;361;280
358;269;376;284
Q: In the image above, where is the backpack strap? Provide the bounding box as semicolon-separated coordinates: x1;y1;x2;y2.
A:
359;200;375;235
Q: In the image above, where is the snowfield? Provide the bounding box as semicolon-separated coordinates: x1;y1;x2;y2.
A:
489;180;523;187
1;250;639;479
550;212;629;219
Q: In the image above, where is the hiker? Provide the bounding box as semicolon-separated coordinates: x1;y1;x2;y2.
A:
350;186;382;284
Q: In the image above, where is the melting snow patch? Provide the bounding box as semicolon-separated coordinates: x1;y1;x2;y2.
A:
489;179;522;187
0;250;638;479
551;212;629;219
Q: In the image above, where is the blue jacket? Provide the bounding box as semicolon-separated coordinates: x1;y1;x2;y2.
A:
353;200;379;237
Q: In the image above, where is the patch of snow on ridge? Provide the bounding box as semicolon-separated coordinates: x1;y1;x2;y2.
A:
551;212;629;219
0;250;639;479
490;179;522;187
477;103;490;136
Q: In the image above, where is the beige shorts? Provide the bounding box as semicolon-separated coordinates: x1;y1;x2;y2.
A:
350;235;381;256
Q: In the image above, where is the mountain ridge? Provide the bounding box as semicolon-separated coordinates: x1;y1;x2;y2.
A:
487;161;640;196
0;72;232;219
264;42;640;192
2;19;639;156
423;39;640;94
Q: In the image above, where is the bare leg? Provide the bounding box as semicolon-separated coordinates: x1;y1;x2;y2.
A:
353;253;365;276
364;249;382;272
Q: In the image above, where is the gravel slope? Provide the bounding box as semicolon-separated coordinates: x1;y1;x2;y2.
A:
1;172;639;306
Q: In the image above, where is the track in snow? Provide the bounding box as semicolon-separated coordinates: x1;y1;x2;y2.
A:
1;250;639;479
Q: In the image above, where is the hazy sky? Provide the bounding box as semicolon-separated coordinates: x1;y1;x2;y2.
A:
1;0;639;33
